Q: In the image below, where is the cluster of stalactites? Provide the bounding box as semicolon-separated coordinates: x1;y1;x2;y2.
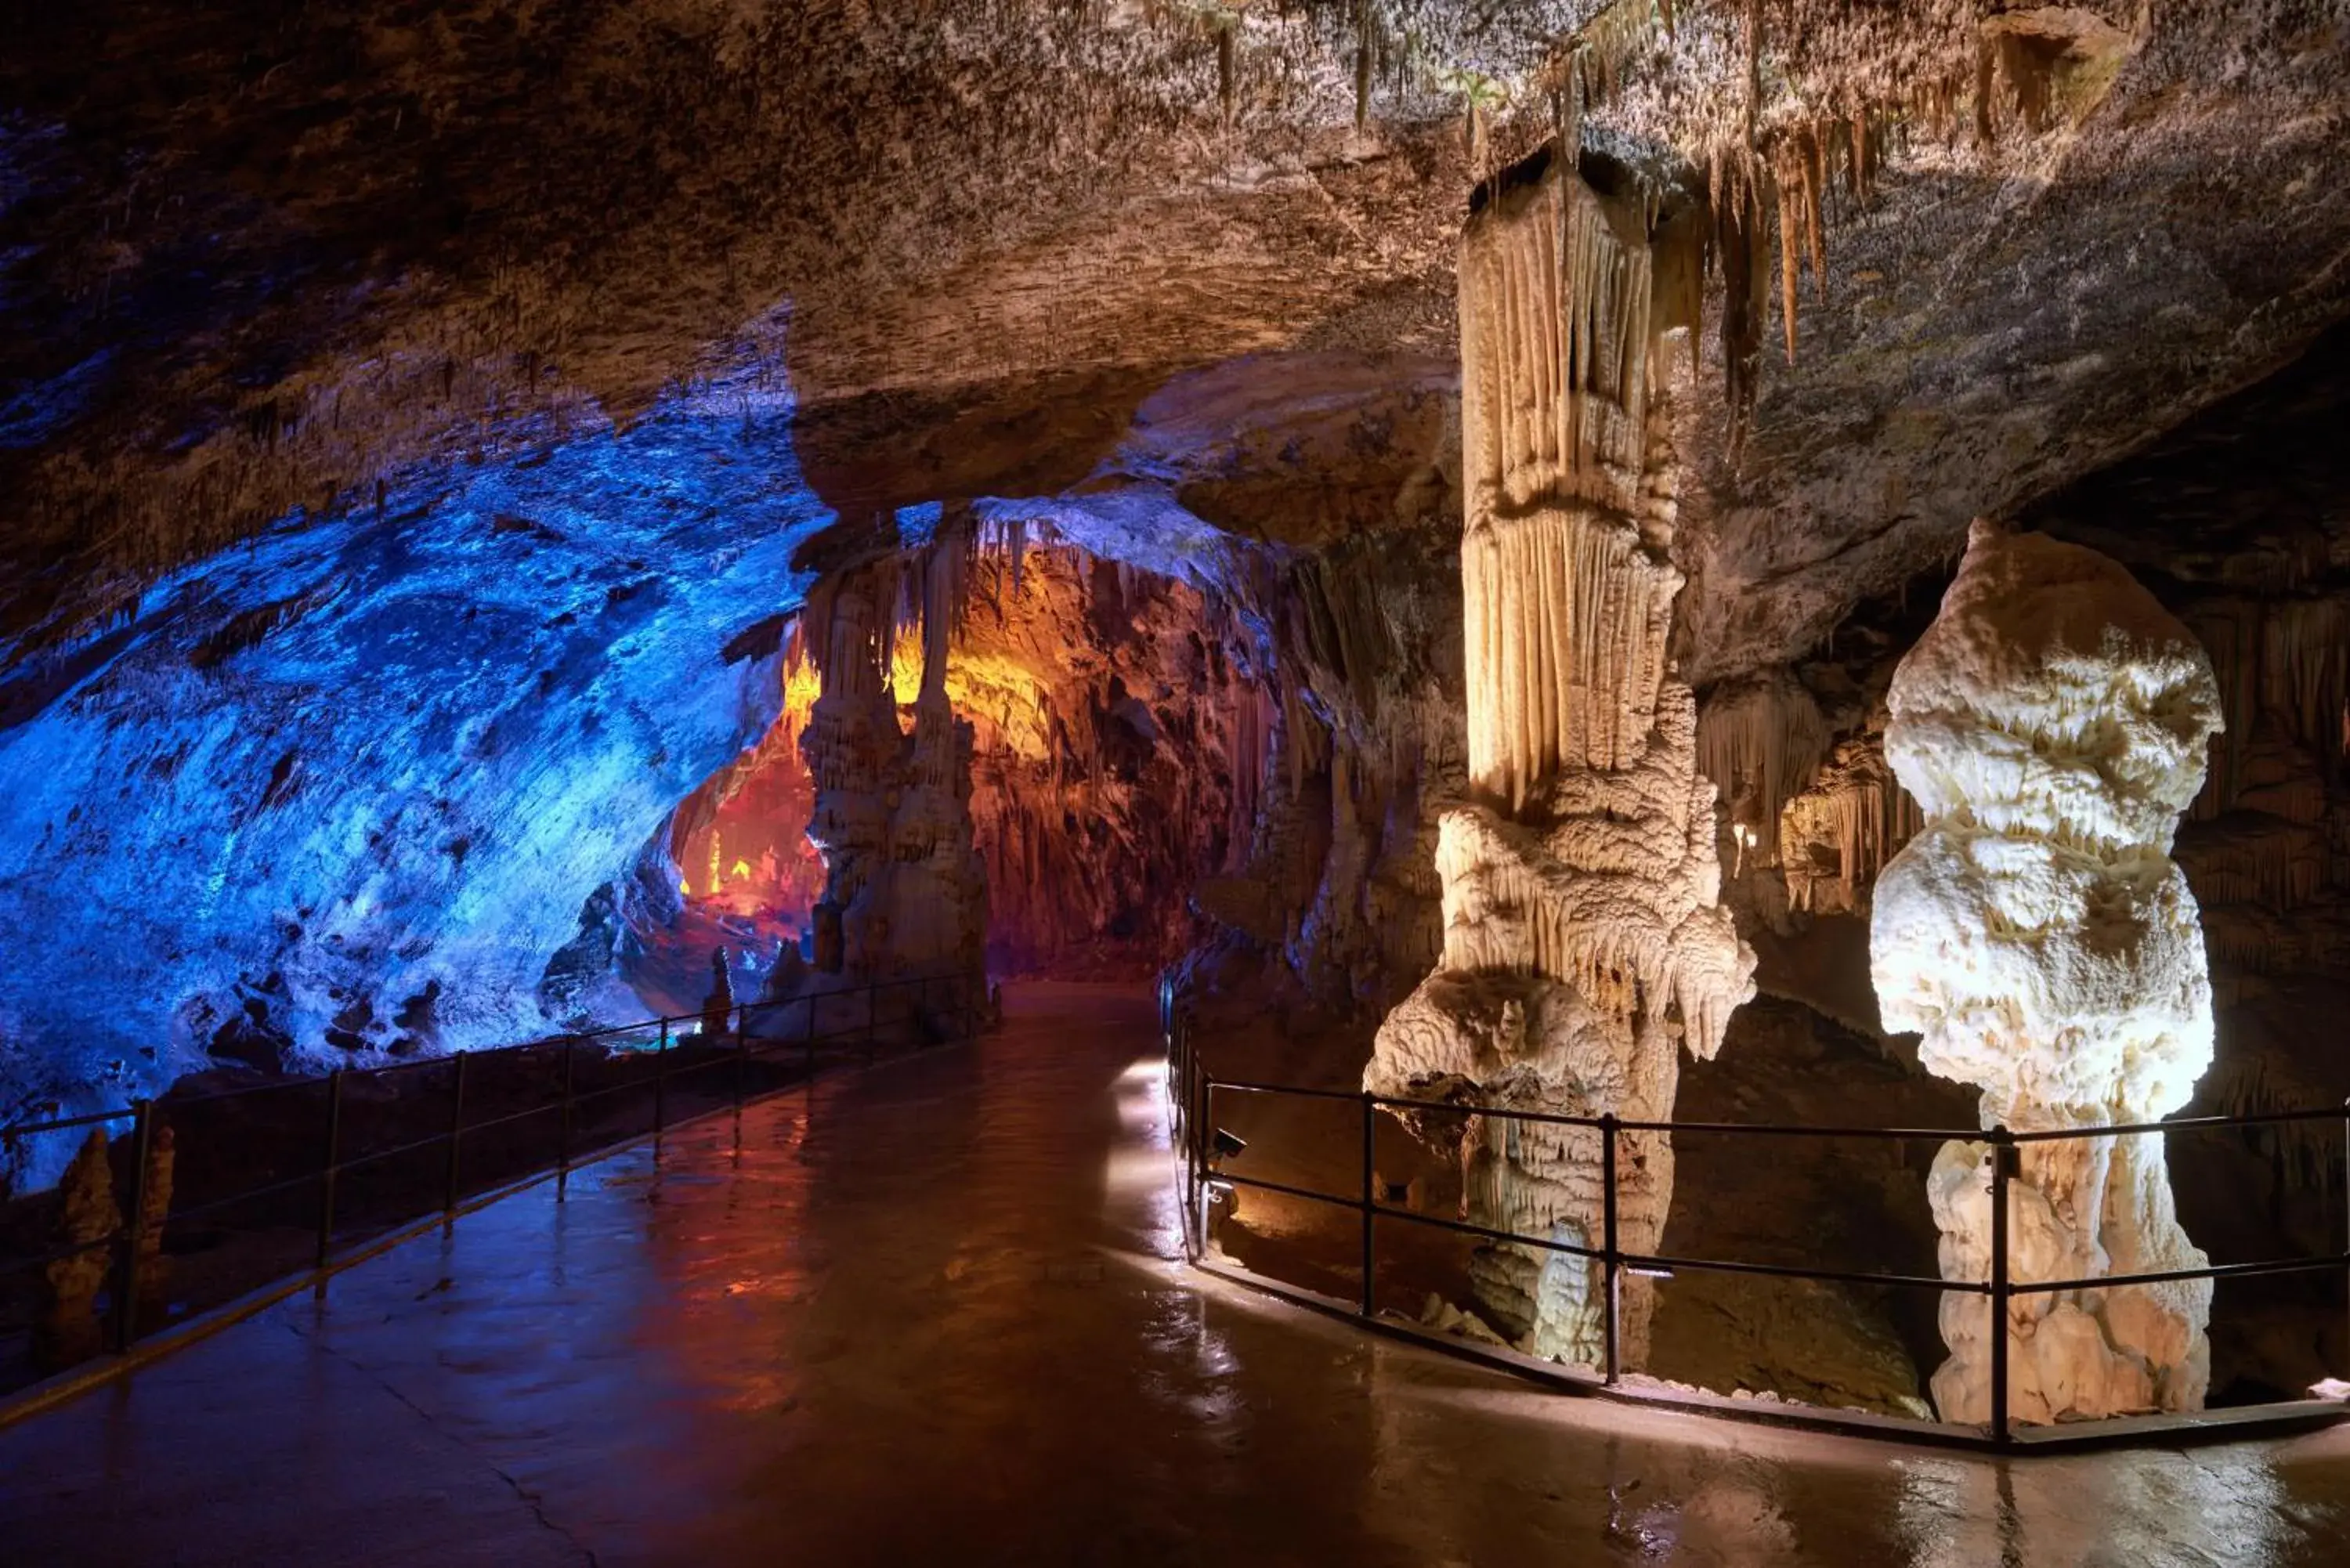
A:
1509;0;2137;428
1462;509;1681;804
1458;160;1702;807
2186;595;2350;818
1779;736;1922;916
1459;157;1690;522
1693;670;1825;865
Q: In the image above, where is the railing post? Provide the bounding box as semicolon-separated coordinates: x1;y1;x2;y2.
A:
1188;1033;1202;1263
1989;1126;2015;1445
316;1069;345;1279
804;994;817;1088
557;1038;577;1199
2340;1098;2348;1375
443;1051;468;1221
1192;1069;1212;1262
1601;1112;1621;1386
114;1099;154;1350
735;1012;750;1110
654;1018;670;1138
1359;1092;1377;1319
864;985;877;1064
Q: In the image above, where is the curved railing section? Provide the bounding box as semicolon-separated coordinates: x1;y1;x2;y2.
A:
1160;995;2350;1451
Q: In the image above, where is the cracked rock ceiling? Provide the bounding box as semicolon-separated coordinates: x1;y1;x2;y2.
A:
2;0;2346;678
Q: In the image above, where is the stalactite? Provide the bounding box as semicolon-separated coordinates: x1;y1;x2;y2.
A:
1694;672;1826;865
1775;156;1802;365
1778;736;1921;916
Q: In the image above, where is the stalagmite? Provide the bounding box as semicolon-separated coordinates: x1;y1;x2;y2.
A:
1871;521;2225;1425
37;1128;120;1370
1365;146;1754;1369
701;947;734;1039
136;1123;176;1318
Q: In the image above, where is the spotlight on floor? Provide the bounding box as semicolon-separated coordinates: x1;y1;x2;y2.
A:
1209;1127;1247;1159
1206;1178;1236;1204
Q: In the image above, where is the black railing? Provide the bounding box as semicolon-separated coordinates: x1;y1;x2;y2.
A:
1161;999;2350;1447
1;971;982;1400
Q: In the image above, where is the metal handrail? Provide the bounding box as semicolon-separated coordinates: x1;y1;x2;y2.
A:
1162;1004;2350;1447
0;1108;138;1140
2;968;982;1377
0;977;955;1140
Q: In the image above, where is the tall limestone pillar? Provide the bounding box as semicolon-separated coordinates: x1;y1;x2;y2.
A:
796;526;989;1027
1367;147;1754;1367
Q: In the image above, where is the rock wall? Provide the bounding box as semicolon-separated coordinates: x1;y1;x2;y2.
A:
1180;533;1467;1026
1365;147;1753;1368
954;542;1252;979
0;376;823;1183
1871;521;2224;1425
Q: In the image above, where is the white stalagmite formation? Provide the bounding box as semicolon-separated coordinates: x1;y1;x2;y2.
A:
1365;149;1754;1368
1871;520;2225;1425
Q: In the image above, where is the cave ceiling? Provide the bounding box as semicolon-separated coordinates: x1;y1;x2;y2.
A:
3;0;2348;676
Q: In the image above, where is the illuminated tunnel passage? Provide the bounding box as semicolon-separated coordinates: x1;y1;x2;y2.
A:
5;985;2350;1568
627;536;1276;1015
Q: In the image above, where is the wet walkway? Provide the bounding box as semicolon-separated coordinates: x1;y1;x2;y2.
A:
3;983;2347;1566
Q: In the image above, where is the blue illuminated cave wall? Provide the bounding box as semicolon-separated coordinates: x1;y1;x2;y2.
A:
0;371;830;1162
0;343;1446;1186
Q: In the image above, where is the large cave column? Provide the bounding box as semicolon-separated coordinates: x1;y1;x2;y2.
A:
896;540;990;990
1364;151;1755;1368
797;539;987;1013
801;569;900;970
1872;520;2225;1425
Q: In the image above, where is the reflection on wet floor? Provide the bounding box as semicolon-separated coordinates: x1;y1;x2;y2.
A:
2;983;2345;1566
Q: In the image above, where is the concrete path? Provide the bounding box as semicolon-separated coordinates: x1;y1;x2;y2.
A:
2;983;2345;1566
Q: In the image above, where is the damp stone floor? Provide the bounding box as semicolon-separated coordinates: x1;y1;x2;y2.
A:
3;983;2348;1567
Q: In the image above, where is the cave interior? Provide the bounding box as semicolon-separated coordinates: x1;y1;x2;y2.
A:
4;0;2350;1428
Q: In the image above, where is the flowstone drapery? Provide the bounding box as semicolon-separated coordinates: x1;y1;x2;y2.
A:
1872;521;2225;1425
1365;147;1753;1368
